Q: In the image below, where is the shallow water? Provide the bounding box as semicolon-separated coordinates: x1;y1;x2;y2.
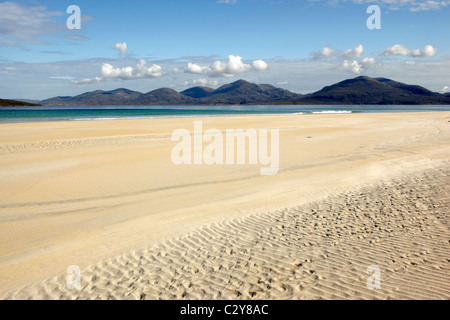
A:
1;104;450;123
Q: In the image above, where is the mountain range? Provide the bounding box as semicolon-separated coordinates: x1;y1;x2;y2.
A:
5;76;450;106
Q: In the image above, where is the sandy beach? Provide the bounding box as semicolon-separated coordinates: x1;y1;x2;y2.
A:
0;112;449;300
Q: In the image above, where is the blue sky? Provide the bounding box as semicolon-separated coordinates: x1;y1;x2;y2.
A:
1;0;450;99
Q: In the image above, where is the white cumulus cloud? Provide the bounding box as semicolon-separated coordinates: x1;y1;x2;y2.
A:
382;44;437;58
112;42;127;56
312;44;364;60
101;60;162;80
312;46;336;60
341;56;375;74
253;59;269;71
383;44;412;56
185;55;268;78
411;45;437;57
340;44;364;59
102;63;133;79
361;57;375;65
135;59;163;78
212;55;252;76
187;63;211;74
341;60;364;74
312;44;374;74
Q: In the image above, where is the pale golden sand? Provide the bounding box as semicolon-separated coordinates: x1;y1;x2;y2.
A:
0;112;449;299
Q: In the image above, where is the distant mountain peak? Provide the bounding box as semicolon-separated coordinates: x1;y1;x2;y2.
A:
181;86;215;99
231;79;251;85
300;76;446;105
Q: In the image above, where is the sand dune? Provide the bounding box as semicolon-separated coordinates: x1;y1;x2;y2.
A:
0;112;449;299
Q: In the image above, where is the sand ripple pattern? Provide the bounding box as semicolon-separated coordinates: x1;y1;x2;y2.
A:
5;166;449;300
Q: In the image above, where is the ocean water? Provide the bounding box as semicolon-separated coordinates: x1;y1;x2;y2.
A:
0;105;449;123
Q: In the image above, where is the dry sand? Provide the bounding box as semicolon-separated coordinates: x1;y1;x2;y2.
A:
0;112;449;300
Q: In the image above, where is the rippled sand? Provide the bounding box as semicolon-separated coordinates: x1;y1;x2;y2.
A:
0;112;449;299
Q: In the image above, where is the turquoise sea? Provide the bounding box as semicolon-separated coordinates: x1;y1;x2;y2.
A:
1;105;450;123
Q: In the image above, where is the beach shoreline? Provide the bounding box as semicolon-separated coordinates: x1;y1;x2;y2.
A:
0;112;449;299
